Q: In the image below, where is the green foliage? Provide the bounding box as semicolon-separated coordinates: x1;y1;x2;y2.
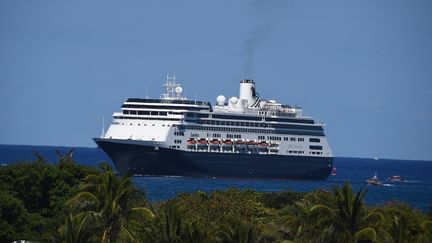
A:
259;190;305;210
1;158;432;243
377;202;432;242
217;214;256;243
0;191;30;242
0;154;97;242
66;163;154;242
172;188;276;228
301;188;336;207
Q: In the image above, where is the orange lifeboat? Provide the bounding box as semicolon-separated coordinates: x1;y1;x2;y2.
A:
210;139;221;145
187;138;197;145
258;141;269;147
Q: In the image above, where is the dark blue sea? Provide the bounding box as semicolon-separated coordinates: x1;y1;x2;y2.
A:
1;144;431;212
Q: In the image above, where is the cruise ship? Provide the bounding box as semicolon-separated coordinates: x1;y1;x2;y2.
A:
93;75;333;179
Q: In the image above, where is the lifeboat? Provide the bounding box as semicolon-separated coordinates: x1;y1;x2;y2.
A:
234;139;246;149
257;141;269;152
196;138;208;150
210;139;221;145
246;140;258;150
222;139;233;151
187;138;197;145
258;141;268;147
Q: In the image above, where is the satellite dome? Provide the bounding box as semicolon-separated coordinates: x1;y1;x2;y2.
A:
216;95;226;105
229;97;238;105
175;86;183;94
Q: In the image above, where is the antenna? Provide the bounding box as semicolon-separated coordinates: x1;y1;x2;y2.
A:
160;74;186;100
101;117;105;138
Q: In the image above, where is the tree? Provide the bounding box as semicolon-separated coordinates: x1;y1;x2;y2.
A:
378;202;432;243
67;163;154;242
57;213;90;243
217;215;257;243
277;202;334;243
0;191;30;242
330;182;380;243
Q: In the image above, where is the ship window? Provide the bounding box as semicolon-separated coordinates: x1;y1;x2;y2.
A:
159;111;167;116
123;110;129;114
310;145;322;150
298;138;305;142
129;110;137;115
290;137;296;141
150;111;158;115
138;111;144;115
143;111;150;115
309;138;320;143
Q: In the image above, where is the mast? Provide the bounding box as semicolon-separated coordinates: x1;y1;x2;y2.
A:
101;117;105;138
160;74;186;100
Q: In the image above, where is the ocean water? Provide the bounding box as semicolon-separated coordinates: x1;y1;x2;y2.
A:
1;144;431;212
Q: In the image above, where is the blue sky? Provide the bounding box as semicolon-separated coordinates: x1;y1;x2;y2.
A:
1;0;431;160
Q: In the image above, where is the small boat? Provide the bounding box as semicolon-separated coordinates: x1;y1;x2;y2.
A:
367;172;383;186
331;167;337;176
388;175;401;182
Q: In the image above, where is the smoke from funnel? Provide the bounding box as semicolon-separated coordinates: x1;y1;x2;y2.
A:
242;25;266;79
241;0;288;78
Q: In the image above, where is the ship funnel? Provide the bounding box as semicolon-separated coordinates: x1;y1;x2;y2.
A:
239;79;258;107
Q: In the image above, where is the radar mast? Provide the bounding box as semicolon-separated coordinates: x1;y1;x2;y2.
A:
160;74;186;100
